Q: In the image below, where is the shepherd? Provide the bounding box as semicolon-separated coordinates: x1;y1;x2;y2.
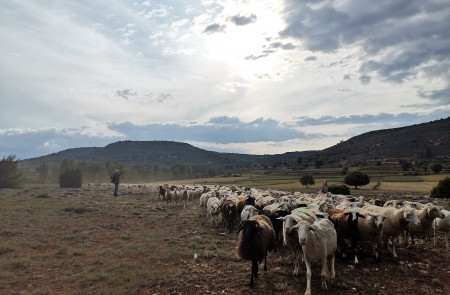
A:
111;169;125;196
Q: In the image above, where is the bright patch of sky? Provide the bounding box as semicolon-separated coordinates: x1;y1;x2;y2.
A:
1;0;449;159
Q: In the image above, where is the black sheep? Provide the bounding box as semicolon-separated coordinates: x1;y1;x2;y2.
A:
237;215;276;288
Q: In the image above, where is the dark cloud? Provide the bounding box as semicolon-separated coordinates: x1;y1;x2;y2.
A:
0;129;120;160
359;75;371;85
280;0;450;84
156;93;174;103
245;53;269;60
418;86;450;103
245;41;296;60
304;56;316;61
203;23;226;34
229;13;257;26
115;88;138;100
108;117;305;144
293;111;449;127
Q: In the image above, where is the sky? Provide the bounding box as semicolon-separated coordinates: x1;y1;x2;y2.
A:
1;0;449;160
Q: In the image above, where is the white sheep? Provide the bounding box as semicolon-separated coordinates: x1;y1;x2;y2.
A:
240;205;259;221
363;204;420;258
434;209;450;249
292;219;337;295
278;209;317;277
199;192;213;207
407;204;445;245
206;197;220;226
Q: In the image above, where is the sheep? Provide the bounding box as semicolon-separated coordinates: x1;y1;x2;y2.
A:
327;209;365;264
363;204;420;258
199;192;213;207
262;203;291;249
407;204;445;245
291;219;337;295
164;189;172;206
206;197;220;226
180;187;189;208
158;185;169;200
277;209;317;277
240;205;259;221
350;207;386;261
237;215;276;288
383;199;404;209
221;198;238;234
434;209;450;249
236;195;256;220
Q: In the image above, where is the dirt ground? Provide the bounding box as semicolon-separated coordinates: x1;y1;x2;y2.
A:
0;186;449;295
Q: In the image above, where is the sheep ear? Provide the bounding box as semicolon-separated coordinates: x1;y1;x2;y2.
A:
357;213;366;219
277;216;286;221
368;213;376;217
309;225;316;232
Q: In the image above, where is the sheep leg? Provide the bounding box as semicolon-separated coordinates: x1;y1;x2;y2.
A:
388;237;398;258
292;249;301;277
330;252;335;279
264;253;268;271
304;257;312;295
321;256;329;289
445;232;449;250
352;237;359;265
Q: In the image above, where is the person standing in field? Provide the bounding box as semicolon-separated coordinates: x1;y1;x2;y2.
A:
322;181;328;194
111;169;124;196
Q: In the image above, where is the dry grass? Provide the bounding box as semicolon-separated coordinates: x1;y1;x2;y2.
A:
1;185;449;295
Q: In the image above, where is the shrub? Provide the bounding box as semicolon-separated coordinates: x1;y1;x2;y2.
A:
328;184;350;195
299;174;315;188
341;167;348;175
344;171;370;189
59;169;82;188
0;155;22;188
430;177;450;199
431;163;442;173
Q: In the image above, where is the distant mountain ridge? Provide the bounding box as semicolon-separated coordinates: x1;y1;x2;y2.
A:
313;117;450;164
20;140;316;168
20;117;450;168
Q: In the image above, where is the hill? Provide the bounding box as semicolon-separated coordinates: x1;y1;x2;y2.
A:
310;117;450;165
19;117;450;170
20;140;315;169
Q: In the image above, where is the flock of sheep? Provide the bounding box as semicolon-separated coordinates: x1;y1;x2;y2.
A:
159;184;449;295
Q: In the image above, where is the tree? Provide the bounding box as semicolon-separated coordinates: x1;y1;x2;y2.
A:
341;167;348;175
431;163;442;173
344;171;370;189
315;160;323;168
430;177;450;199
59;169;82;188
0;155;22;188
299;174;315;188
401;161;412;171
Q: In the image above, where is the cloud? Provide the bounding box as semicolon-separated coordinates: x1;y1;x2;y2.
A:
0;128;122;160
280;0;450;84
108;117;306;144
228;13;257;26
304;56;316;62
115;88;138;100
293;112;448;127
418;86;450;103
203;23;226;34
